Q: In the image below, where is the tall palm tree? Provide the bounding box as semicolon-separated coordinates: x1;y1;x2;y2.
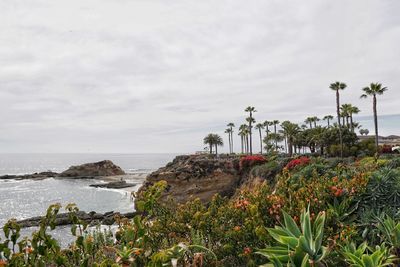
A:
263;121;272;153
224;128;232;154
213;134;224;155
323;115;334;127
361;83;388;152
203;134;214;154
311;116;320;128
245;106;256;155
280;121;300;157
255;123;264;154
272;120;280;149
305;117;313;129
330;81;347;158
349;105;360;132
239;124;248;154
227;123;235;153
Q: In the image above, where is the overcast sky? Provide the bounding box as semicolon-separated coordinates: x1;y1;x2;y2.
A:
0;0;399;153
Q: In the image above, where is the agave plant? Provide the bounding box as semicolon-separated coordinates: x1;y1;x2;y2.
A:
257;209;328;267
341;242;396;267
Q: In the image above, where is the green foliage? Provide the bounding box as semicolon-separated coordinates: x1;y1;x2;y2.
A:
257;209;328;267
341;243;396;267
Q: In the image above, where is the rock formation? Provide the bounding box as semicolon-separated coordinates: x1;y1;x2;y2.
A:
16;211;137;228
59;160;126;178
137;154;242;203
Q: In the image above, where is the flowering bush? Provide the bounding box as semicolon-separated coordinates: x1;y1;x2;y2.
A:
240;155;267;170
285;156;311;170
381;145;393;154
2;156;400;266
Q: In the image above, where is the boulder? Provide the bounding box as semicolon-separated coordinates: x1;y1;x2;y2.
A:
60;160;125;178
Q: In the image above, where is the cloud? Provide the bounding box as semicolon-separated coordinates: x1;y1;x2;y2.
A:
0;0;399;153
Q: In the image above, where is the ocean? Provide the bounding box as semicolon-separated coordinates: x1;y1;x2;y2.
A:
0;153;178;243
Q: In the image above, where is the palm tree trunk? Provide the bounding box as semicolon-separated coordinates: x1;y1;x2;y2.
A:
215;144;218;155
373;95;379;152
327;119;330;127
209;144;213;154
246;135;250;154
336;89;343;158
284;137;287;153
350;115;354;133
346;116;350;127
240;136;244;154
228;134;232;154
230;133;233;153
265;126;269;154
259;128;263;154
288;138;293;156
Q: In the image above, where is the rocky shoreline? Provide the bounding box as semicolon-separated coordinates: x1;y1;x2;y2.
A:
0;160;137;189
16;210;138;228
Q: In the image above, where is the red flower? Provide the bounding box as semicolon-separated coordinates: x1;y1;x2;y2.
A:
285;157;310;170
240;155;267;169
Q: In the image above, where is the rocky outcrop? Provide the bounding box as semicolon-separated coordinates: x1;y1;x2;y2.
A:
59;160;126;178
0;171;59;180
90;180;136;189
16;211;137;228
137;154;241;203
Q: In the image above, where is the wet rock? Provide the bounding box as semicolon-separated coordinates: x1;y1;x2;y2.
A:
16;211;137;228
0;172;59;180
90;180;136;189
59;160;125;178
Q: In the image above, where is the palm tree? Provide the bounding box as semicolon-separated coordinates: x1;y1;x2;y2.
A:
245;106;256;155
323;115;334;127
227;123;235;153
280;121;300;157
349;105;360;132
255;123;264;154
361;83;388;152
330;81;347;158
340;104;352;128
263;121;272;153
311;116;320;128
224;128;232;154
305;117;313;129
203;134;214;154
239;124;248;154
213;134;224;155
359;129;370;136
272;120;280;149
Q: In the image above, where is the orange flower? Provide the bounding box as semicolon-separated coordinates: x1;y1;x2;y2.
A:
134;249;142;256
24;247;33;254
0;259;7;267
243;247;252;255
234;226;241;231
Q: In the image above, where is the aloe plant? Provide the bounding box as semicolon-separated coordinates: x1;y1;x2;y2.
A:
257;209;328;267
341;242;396;267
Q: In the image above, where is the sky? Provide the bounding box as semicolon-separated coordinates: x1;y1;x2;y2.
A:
0;0;399;153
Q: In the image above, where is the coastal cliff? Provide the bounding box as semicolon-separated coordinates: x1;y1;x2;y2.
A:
137;154;242;203
136;154;282;203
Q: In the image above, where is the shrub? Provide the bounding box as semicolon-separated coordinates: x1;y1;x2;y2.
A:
285;156;311;170
240;155;267;170
250;161;281;184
